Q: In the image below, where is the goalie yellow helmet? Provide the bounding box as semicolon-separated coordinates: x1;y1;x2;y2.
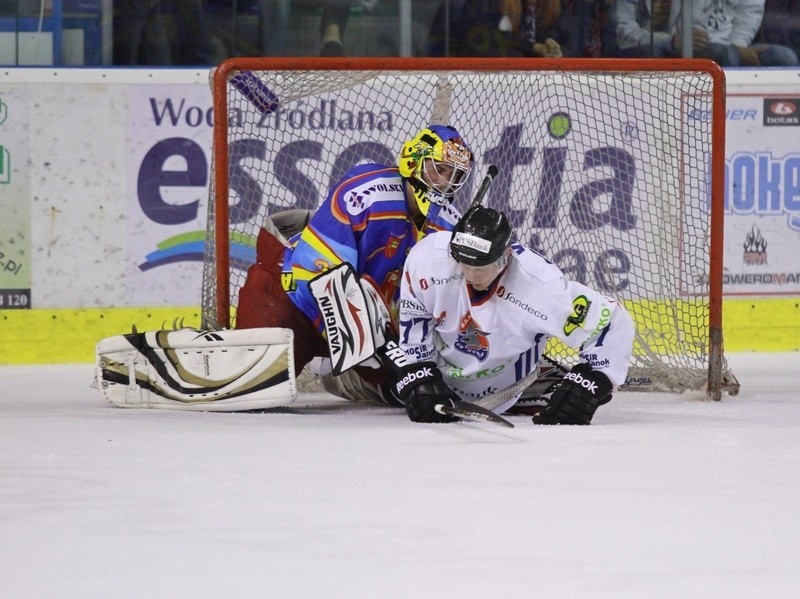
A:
398;125;473;216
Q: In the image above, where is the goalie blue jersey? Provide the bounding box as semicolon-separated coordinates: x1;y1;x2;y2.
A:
283;163;461;333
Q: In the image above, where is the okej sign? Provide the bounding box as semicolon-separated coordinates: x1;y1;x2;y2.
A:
725;151;800;231
723;94;800;296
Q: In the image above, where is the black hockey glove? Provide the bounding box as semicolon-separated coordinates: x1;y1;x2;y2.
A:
394;361;461;423
378;340;462;423
532;363;613;425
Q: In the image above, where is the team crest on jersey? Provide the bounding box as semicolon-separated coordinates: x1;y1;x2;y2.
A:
454;312;490;361
384;235;402;258
345;190;368;215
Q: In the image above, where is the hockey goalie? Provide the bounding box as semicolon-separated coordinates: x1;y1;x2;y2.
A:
95;124;473;411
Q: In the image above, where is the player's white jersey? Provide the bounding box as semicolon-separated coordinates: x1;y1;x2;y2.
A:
398;231;635;407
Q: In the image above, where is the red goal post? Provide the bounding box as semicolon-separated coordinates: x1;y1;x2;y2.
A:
202;57;738;399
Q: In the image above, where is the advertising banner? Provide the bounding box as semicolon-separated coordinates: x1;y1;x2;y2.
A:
0;90;32;309
1;69;797;312
127;84;213;306
724;93;800;296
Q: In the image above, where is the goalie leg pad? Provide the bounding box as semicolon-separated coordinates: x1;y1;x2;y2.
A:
95;327;297;411
321;369;386;404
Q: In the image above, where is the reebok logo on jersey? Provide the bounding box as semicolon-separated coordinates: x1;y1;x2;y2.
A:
396;366;434;393
564;371;599;394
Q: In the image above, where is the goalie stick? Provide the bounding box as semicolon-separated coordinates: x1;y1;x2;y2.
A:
435;400;514;428
468;164;498;209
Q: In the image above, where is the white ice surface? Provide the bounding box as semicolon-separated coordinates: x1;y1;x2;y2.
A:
1;353;799;599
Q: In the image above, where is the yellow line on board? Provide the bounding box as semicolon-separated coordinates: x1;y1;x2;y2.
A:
0;307;201;364
0;298;797;364
723;298;800;352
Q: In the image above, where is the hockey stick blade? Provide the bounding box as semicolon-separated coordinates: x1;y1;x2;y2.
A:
229;71;279;115
468;165;498;209
435;400;515;428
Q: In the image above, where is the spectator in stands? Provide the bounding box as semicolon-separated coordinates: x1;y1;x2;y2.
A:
755;0;800;61
427;0;564;57
114;1;172;65
615;0;799;65
114;0;213;65
167;0;214;65
614;0;679;57
687;0;799;66
562;0;616;57
319;0;380;56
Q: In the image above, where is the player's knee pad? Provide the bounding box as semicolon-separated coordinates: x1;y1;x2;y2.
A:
268;208;312;241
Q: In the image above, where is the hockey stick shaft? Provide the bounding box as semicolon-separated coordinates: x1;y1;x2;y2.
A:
435;400;515;428
469;164;498;209
474;366;541;412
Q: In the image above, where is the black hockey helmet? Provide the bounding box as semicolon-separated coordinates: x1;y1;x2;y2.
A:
449;205;512;267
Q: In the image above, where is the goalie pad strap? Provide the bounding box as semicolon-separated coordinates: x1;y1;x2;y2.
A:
95;327;297;411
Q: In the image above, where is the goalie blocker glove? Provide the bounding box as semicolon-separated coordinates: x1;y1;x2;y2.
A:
532;363;613;425
380;341;461;423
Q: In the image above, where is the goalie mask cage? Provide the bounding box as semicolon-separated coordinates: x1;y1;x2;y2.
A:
202;57;738;400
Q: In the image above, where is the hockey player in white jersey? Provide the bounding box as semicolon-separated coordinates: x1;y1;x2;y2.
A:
389;204;635;425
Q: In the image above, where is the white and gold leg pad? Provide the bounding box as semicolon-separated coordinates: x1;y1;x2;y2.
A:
95;327;296;411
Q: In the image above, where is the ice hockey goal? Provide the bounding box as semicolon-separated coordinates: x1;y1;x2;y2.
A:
201;57;738;399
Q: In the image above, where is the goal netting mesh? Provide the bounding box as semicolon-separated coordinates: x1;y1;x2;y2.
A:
201;58;738;398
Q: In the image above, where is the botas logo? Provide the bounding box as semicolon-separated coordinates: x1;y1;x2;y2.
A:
770;101;797;116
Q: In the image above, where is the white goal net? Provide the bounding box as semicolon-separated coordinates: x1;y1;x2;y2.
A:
201;58;739;399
